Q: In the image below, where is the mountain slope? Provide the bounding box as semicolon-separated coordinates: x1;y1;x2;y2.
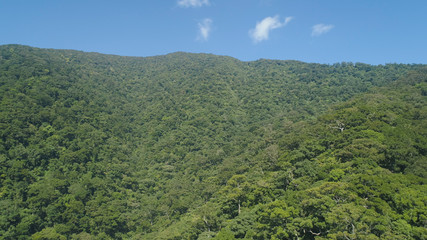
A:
157;78;427;239
0;45;425;239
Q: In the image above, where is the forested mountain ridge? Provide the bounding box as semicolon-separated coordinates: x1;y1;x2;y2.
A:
0;45;425;239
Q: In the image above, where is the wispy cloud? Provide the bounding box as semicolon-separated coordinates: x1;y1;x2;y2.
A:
177;0;209;8
312;24;334;37
284;16;294;25
197;18;213;41
249;15;293;43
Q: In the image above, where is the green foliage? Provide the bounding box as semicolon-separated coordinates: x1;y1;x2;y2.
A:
0;45;426;239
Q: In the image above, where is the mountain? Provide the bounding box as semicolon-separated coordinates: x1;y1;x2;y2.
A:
0;45;425;239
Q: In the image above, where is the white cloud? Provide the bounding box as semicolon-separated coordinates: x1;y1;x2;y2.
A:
249;15;293;43
284;16;294;25
197;18;212;41
178;0;209;8
311;24;334;36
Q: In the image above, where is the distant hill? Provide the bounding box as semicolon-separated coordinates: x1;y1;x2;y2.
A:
0;45;425;239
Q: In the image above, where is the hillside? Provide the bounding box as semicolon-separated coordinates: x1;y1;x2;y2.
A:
0;45;425;239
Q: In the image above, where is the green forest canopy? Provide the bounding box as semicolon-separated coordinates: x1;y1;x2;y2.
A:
0;45;426;239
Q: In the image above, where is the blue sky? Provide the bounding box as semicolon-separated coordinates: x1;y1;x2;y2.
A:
1;0;426;64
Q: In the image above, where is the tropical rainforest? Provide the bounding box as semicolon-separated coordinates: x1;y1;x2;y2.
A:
0;45;426;240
